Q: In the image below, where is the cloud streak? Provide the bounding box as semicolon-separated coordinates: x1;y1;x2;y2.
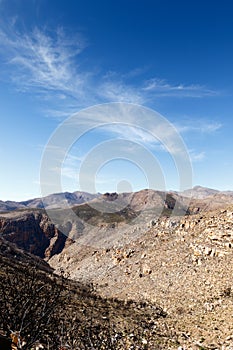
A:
176;120;222;134
98;81;145;104
0;26;89;99
143;78;217;98
0;23;219;110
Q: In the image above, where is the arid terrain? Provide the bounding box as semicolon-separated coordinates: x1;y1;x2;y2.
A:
1;187;233;349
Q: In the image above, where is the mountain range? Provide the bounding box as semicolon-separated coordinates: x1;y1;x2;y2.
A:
1;185;233;213
0;191;100;212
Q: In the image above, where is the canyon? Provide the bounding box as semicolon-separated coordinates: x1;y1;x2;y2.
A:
1;186;233;349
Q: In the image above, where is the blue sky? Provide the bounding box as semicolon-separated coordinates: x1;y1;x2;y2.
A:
0;0;233;200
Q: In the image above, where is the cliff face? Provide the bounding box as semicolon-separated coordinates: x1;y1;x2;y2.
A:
0;211;67;259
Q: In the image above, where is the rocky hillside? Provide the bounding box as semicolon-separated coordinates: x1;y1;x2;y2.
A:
0;237;173;349
49;205;233;350
0;235;53;272
2;190;233;348
1;189;233;260
0;190;190;259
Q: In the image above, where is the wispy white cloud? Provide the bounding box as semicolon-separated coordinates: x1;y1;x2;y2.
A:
102;124;162;150
189;150;206;162
101;119;219;153
98;81;145;104
0;23;219;111
98;76;217;104
43;106;80;120
199;122;222;133
70;104;191;157
0;26;89;100
176;120;222;134
142;78;217;98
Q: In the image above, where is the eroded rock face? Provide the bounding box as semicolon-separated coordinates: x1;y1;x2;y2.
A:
0;211;67;259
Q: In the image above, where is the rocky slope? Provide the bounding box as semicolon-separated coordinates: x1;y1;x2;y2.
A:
49;205;233;349
1;188;233;259
0;237;172;350
2;190;233;348
0;190;190;258
0;235;53;272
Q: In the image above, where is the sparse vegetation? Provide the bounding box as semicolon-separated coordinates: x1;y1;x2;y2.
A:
0;249;170;349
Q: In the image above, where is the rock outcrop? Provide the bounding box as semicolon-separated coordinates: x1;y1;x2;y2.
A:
0;210;68;259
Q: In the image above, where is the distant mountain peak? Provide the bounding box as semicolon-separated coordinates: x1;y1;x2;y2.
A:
181;186;219;199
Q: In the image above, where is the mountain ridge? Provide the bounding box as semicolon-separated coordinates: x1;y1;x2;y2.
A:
1;185;233;212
